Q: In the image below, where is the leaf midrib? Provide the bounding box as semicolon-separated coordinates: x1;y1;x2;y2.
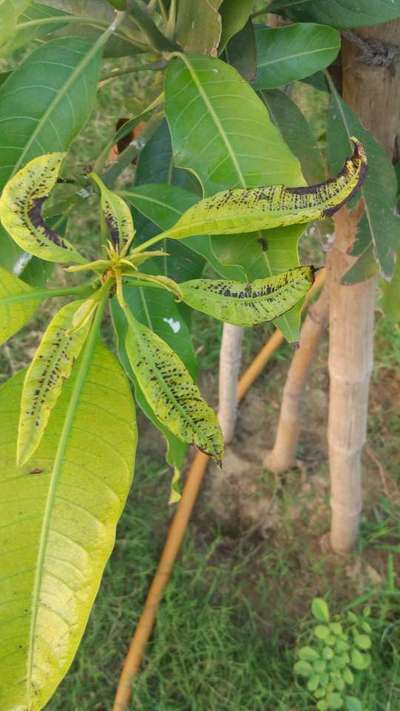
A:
258;45;339;69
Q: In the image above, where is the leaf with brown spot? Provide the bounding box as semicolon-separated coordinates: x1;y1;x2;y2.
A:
0;153;85;264
90;171;135;253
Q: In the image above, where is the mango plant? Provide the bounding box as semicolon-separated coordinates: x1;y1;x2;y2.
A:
0;1;397;708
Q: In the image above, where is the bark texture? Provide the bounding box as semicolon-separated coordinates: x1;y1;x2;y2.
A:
264;284;329;473
218;324;244;443
328;21;400;553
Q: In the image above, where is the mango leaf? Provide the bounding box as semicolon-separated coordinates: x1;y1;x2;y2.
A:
160;138;367;238
0;265;44;344
2;2;67;54
125;312;224;463
254;23;340;90
0;0;31;54
175;0;223;55
225;18;257;82
17;298;95;466
0;36;101;191
219;0;254;50
90;172;135;254
328;89;400;281
180;266;314;327
0;154;85;263
0;344;137;710
268;0;400;28
261;89;325;184
165;53;307;340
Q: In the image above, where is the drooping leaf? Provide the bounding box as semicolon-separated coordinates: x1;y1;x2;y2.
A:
90;172;135;253
125;313;224;463
180;267;314;326
160;138;367;238
268;0;400;29
17;298;95;466
175;0;223;55
0;36;101;192
254;23;340;90
0;154;85;263
328;89;400;281
219;0;254;50
0;265;43;344
165;52;308;340
0;344;137;710
261;89;325;185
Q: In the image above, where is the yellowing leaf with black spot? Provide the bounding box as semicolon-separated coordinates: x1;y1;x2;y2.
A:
180;266;315;327
161;139;367;240
0;265;44;345
89;172;135;254
18;298;96;466
125;315;224;463
0;153;85;263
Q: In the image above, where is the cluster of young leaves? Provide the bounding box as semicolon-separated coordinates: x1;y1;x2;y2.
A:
295;598;372;711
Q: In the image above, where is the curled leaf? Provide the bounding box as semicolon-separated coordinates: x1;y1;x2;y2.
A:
180;266;314;326
163;138;367;239
124;315;224;463
0;153;84;263
89;172;135;254
17;298;96;465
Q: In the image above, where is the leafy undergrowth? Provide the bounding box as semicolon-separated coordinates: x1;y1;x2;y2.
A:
41;313;400;711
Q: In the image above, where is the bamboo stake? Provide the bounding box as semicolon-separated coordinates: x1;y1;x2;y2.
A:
218;323;244;443
328;20;400;553
265;277;329;473
112;330;284;711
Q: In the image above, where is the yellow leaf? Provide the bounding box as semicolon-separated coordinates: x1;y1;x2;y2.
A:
0;153;85;263
0;265;41;345
90;172;135;254
18;298;95;465
125;314;224;463
180;266;314;326
162;138;367;239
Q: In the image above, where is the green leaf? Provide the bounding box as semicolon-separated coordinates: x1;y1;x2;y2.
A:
261;89;325;184
160;138;365;239
90;172;135;254
345;697;363;711
312;597;331;623
225;18;257;82
328;87;400;281
3;2;67;54
299;645;320;661
0;154;85;263
0;36;101;191
294;660;313;676
343;668;354;686
354;634;371;650
0;344;137;710
0;264;42;344
254;23;340;90
180;267;314;326
351;649;371;671
124;312;224;463
326;693;344;710
176;0;223;54
0;0;31;53
165;52;306;340
17;298;95;466
308;674;321;692
219;0;253;50
269;0;400;29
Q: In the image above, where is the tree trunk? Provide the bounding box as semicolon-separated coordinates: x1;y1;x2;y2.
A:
218;323;244;443
264;283;329;473
328;21;400;553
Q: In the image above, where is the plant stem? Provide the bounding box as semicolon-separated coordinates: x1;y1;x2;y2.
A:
218;324;244;443
26;291;108;698
0;282;94;306
100;61;165;81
